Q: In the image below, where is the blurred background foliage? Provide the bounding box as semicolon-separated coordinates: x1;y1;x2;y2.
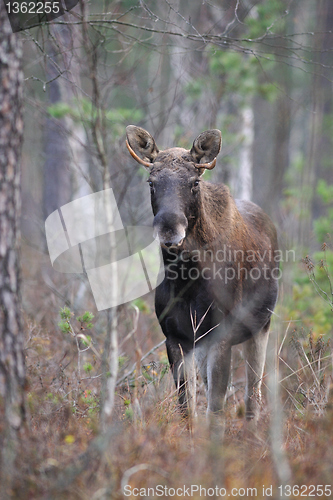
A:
9;0;333;496
21;0;333;339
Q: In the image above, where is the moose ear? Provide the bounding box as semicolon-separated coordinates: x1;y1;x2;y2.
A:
190;129;222;164
126;125;159;167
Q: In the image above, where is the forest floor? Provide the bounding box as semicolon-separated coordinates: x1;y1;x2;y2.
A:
2;246;333;499
7;317;333;499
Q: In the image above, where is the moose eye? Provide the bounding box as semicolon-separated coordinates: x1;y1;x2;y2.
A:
192;180;200;192
148;180;155;192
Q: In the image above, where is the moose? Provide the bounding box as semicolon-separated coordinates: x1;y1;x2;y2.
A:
126;125;279;422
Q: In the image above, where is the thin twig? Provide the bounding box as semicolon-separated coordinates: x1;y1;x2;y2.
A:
279;354;331;383
116;339;166;386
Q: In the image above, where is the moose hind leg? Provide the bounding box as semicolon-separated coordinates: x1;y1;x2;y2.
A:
243;322;270;420
206;342;231;415
166;338;196;418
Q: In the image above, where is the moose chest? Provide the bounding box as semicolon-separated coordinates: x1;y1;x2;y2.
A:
154;257;226;351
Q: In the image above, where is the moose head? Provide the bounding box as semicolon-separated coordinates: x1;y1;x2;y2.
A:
126;125;222;248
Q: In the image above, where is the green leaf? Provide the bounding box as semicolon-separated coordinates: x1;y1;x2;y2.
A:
58;320;71;335
47;103;73;119
84;363;93;373
76;311;94;330
60;307;71;320
317;179;333;205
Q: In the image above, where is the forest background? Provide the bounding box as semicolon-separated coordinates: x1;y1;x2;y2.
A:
1;0;333;498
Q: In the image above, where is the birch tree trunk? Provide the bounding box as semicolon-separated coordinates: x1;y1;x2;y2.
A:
238;106;254;201
0;3;25;491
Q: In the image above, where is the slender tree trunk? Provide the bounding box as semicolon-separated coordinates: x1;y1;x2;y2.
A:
311;0;333;220
238;106;254;201
42;41;71;219
252;95;274;213
0;4;25;492
80;8;120;426
297;0;333;245
253;8;294;221
270;93;291;215
52;22;91;199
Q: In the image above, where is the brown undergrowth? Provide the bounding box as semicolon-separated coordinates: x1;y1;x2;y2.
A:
3;244;332;498
4;308;332;500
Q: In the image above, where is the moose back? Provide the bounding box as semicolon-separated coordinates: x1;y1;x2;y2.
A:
126;125;279;420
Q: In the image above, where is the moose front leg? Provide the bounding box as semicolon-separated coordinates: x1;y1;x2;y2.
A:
204;340;231;436
166;337;196;419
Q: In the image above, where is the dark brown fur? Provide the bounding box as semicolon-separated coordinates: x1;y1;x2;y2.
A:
126;126;279;420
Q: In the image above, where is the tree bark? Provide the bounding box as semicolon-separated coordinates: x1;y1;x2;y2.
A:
311;0;333;220
0;3;25;490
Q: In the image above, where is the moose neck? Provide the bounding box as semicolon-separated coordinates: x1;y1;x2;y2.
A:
185;181;246;252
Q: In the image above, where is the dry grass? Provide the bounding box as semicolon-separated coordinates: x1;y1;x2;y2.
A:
4;316;331;499
2;248;332;499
